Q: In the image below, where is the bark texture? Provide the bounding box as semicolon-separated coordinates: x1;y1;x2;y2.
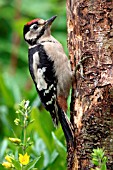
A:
66;0;113;169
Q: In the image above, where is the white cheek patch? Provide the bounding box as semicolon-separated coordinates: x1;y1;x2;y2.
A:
36;68;47;91
36;26;43;34
25;26;43;41
25;31;37;40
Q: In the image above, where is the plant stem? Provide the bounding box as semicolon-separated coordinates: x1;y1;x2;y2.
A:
23;113;27;154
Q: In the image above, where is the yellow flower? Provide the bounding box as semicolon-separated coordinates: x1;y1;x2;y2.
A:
9;137;21;144
19;153;30;165
2;162;12;168
5;155;12;163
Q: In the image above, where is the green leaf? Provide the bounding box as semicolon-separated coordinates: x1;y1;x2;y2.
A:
91;148;107;169
3;73;21;103
102;156;107;163
31;108;54;152
0;164;6;170
34;152;44;169
0;139;8;161
92;159;99;166
11;159;21;170
0;73;14;107
101;163;107;170
52;132;66;156
24;157;40;170
50;150;59;164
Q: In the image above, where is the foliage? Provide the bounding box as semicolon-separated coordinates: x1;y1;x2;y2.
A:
0;0;67;169
91;148;107;170
2;100;40;169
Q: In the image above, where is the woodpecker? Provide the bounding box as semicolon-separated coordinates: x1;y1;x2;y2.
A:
23;16;74;146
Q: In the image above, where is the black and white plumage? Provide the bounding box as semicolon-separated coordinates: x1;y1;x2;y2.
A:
23;16;74;145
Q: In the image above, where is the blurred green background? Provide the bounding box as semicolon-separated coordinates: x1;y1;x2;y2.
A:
0;0;68;169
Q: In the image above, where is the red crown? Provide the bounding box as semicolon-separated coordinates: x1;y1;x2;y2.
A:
26;19;39;25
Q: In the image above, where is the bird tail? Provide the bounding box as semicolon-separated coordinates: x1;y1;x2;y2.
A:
57;104;74;147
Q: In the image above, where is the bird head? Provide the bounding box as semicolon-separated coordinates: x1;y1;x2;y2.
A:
23;15;57;46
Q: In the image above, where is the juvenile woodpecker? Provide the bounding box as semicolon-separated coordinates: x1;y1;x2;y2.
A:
23;16;74;146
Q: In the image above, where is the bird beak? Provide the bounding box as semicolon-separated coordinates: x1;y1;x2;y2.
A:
45;15;57;26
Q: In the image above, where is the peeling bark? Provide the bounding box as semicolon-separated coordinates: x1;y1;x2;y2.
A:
66;0;113;169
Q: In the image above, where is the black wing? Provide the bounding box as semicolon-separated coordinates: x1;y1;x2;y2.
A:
28;44;59;125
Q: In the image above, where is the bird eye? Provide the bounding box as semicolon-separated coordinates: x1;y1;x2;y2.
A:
33;24;38;29
30;24;38;30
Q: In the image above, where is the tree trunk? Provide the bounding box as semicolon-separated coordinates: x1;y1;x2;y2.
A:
66;0;113;169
